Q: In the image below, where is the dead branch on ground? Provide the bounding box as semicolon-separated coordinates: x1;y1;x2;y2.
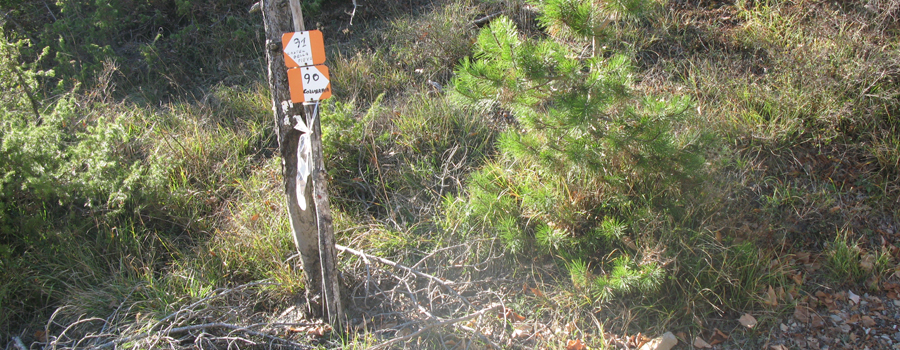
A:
95;322;315;349
368;303;502;350
336;244;474;309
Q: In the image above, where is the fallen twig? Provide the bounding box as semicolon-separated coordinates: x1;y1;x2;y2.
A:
473;12;504;26
95;322;314;349
349;0;358;25
43;306;71;348
455;324;501;350
367;303;501;350
411;242;468;269
50;317;106;349
92;281;280;349
12;336;27;350
101;284;140;335
150;280;277;331
336;244;474;309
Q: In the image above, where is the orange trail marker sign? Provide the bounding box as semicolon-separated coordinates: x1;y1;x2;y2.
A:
283;30;326;67
288;65;332;103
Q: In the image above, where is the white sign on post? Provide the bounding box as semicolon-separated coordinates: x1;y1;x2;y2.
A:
282;30;326;68
287;65;332;103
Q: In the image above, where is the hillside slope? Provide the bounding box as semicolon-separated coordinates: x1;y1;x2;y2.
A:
1;0;898;348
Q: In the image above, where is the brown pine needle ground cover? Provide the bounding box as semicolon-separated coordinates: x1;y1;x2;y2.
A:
2;0;899;349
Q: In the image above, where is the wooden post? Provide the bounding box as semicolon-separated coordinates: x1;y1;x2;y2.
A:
307;102;344;326
260;0;343;324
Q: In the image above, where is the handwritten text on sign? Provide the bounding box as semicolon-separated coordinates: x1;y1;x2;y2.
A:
282;30;326;67
287;65;332;102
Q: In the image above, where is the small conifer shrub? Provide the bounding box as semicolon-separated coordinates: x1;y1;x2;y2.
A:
446;0;705;301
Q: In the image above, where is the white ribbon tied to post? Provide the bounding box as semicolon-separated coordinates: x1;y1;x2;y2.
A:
293;114;313;210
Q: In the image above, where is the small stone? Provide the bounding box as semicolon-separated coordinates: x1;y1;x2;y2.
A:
693;337;712;349
840;323;851;333
807;337;820;348
893;332;900;342
739;314;758;328
638;332;677;350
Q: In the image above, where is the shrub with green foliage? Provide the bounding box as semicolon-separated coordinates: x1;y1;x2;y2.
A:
1;29;163;329
445;1;706;301
1;0;272;97
0;0;338;336
1;23;276;332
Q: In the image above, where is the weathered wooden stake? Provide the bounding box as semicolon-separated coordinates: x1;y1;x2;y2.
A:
260;0;343;324
307;102;344;326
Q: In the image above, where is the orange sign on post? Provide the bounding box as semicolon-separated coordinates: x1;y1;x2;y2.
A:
287;65;332;103
282;30;326;67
